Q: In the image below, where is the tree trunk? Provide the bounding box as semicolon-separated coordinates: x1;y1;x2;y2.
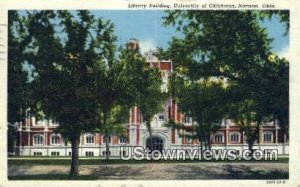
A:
200;136;205;159
208;132;212;151
200;126;205;159
103;111;110;160
146;121;152;152
248;139;254;156
70;134;80;176
205;132;211;150
105;132;110;160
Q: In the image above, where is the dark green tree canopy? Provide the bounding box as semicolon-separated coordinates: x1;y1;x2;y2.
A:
161;10;289;152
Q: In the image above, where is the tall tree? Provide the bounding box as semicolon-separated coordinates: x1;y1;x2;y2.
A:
161;10;289;152
93;44;164;159
23;10;116;176
8;11;32;153
168;72;227;158
136;65;165;152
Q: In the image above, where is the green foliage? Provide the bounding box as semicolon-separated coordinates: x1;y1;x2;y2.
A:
15;10;122;175
169;72;227;149
25;11;106;139
8;11;31;124
136;67;165;135
10;10;165;164
162;10;289;151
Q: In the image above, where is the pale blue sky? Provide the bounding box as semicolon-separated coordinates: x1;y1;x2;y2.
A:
18;10;289;59
91;10;289;59
91;10;177;54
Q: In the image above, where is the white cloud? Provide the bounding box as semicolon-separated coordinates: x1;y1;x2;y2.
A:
139;40;157;55
277;46;289;60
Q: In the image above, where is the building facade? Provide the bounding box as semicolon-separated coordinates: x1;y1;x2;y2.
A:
13;39;289;157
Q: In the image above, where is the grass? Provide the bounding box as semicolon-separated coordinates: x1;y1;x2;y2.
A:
8;157;289;165
240;170;289;179
8;170;289;180
8;174;98;180
8;157;289;180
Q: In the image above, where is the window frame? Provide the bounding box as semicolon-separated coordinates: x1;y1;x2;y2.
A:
85;133;95;145
102;151;111;156
51;151;60;156
158;114;165;121
214;133;224;143
103;136;112;144
50;134;60;145
33;134;44;146
263;131;273;143
184;115;191;124
119;137;126;144
85;151;94;157
33;152;42;156
230;132;240;143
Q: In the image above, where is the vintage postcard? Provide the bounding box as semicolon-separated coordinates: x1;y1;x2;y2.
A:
0;0;299;187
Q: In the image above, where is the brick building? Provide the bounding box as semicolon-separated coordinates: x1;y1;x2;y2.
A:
13;39;289;157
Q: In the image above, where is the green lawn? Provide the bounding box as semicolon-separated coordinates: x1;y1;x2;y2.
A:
8;158;289;180
8;157;288;165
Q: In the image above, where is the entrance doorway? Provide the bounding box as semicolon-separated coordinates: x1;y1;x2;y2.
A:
146;136;164;153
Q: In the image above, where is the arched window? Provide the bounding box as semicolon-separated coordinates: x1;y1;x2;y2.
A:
263;132;273;143
33;134;44;145
215;133;224;143
51;134;60;145
103;136;111;144
86;134;94;144
158;114;165;121
230;132;240;143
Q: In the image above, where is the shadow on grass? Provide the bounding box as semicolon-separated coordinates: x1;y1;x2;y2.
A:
8;157;289;166
8;168;288;180
8;165;144;180
83;165;144;179
224;165;288;179
163;164;288;180
8;174;98;180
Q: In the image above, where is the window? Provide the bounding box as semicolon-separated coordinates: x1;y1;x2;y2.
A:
33;134;44;145
230;132;240;143
33;152;42;156
119;137;126;144
263;132;273;142
51;152;59;156
102;151;111;156
103;136;111;144
215;133;224;143
86;134;94;144
85;151;94;157
185;136;192;144
51;134;60;145
158;114;164;121
184;115;191;124
68;152;72;156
